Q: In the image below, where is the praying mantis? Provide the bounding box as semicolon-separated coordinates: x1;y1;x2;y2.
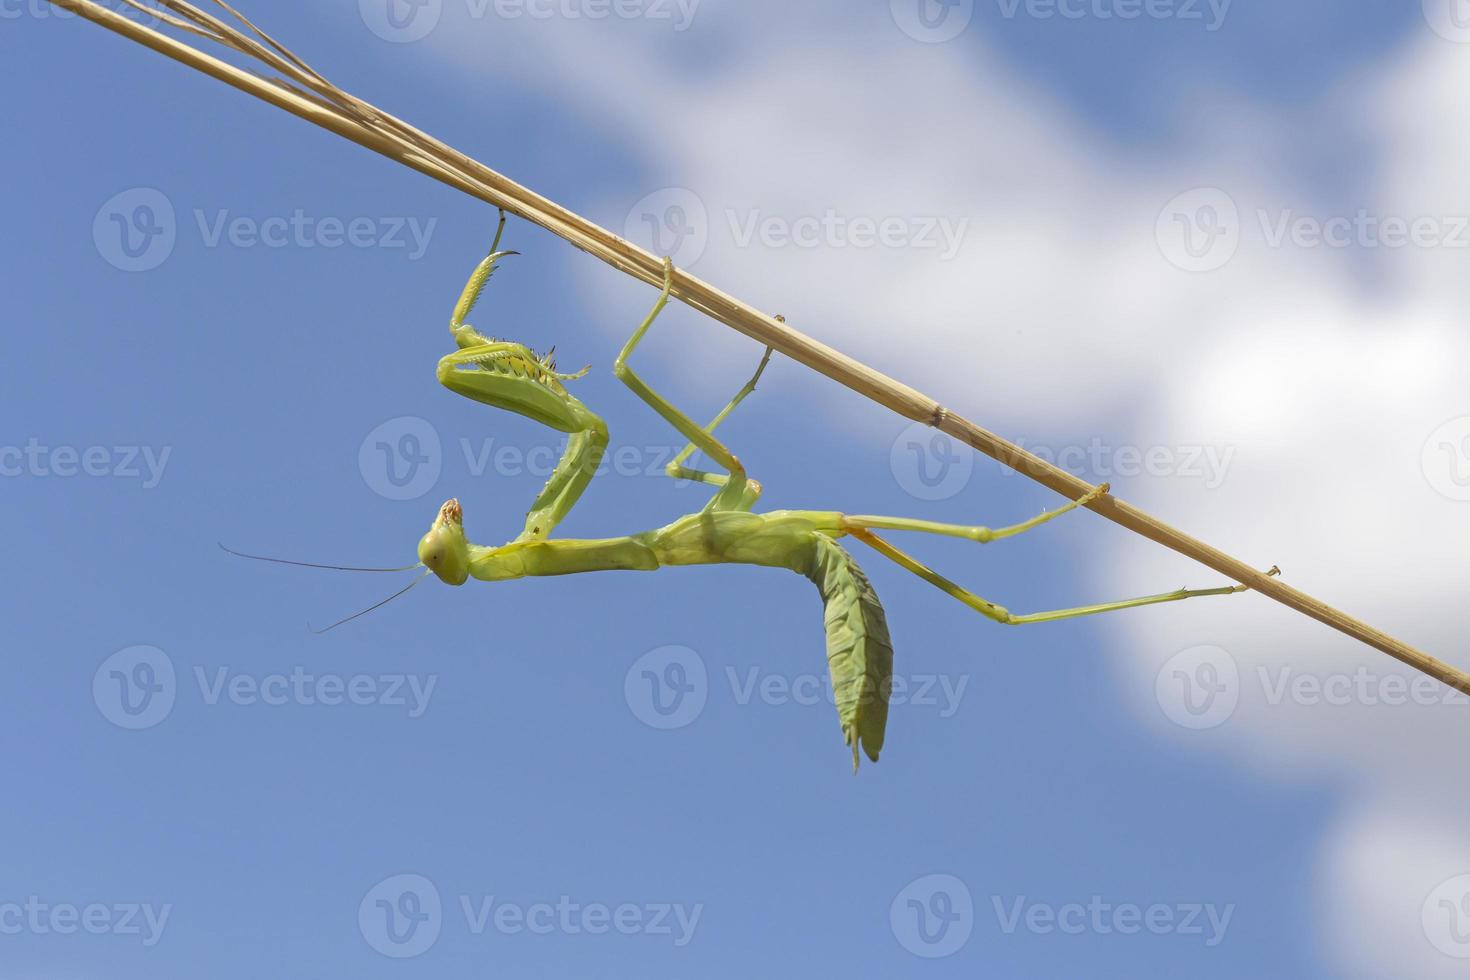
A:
234;212;1255;770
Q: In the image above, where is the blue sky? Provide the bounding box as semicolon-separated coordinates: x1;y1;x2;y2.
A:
4;2;1469;977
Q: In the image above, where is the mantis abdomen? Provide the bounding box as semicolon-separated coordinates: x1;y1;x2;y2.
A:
462;508;893;767
796;533;893;768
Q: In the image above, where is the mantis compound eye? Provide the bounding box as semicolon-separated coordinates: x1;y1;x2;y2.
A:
418;498;470;586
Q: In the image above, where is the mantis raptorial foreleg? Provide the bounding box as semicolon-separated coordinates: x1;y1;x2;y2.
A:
436;212;605;541
450;209;510;340
613;258;753;513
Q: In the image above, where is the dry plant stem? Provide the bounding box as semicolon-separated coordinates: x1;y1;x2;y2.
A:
47;0;1470;696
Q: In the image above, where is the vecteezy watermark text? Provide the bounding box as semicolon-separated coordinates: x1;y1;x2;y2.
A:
991;895;1234;946
472;0;699;30
725;209;970;261
1156;645;1470;731
0;898;172;948
94;646;438;731
358;874;701;958
194;210;436;259
194;667;436;717
459;894;701;944
93;187;439;272
1158;187;1470;272
620;188;974;267
358;0;700;43
359;414;696;501
998;438;1235;490
0;0;159;23
725;666;967;717
0;441;171;489
995;0;1231;30
624;646;970;730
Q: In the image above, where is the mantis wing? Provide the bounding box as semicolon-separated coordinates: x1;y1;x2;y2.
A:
805;535;894;770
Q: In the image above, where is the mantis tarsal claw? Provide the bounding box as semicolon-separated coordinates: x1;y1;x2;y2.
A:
239;216;1262;771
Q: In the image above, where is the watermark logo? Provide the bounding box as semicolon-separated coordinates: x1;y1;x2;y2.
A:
1423;416;1470;502
93;646;177;730
890;421;974;501
0;441;172;488
625;188;709;268
98;657;435;726
994;0;1231;31
360;875;701;950
1424;875;1470;958
625;645;707;730
1423;0;1470;42
0;898;172;947
1160;193;1470;270
360;874;443;958
360;0;443;41
996;438;1235;489
194;667;437;716
1156;644;1238;730
0;0;160;25
992;895;1233;945
460;893;702;943
724;209;970;261
481;0;701;30
94;188;176;273
94;191;436;271
891;0;975;43
360;416;443;501
1257;209;1470;251
625;648;967;729
1262;665;1468;708
460;437;681;481
890;874;974;958
1159;655;1465;725
1156;188;1239;273
726;667;968;717
192;210;437;258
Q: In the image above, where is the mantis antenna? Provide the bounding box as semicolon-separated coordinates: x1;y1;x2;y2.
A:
217;543;421;573
310;571;434;635
218;544;430;633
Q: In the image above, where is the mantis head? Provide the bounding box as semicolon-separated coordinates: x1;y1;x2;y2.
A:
419;498;471;585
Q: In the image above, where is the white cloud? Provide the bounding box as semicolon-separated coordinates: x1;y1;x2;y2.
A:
1321;805;1470;979
430;8;1470;973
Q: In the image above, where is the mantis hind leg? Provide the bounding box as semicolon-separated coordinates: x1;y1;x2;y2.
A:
614;258;758;512
844;526;1262;626
843;482;1112;543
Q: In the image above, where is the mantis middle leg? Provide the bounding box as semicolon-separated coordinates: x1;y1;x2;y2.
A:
614;258;756;513
662;346;774;512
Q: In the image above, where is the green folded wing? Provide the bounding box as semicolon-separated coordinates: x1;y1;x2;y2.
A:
802;534;895;770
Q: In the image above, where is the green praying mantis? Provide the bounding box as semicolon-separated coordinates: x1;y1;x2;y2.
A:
232;211;1257;770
